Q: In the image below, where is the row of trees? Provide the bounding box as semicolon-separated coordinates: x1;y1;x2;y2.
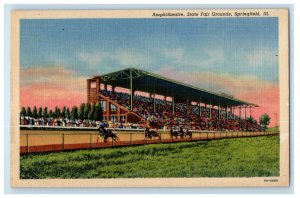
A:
20;103;103;121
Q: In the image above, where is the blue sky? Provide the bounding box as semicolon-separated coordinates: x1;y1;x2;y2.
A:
20;17;279;84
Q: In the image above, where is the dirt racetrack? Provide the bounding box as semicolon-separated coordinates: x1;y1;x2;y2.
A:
20;129;279;154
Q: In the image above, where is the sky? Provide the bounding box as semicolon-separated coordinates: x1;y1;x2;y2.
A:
20;17;279;126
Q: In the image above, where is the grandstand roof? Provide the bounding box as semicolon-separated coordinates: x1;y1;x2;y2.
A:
94;67;257;108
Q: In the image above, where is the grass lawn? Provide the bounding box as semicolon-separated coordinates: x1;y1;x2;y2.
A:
266;126;280;132
20;136;279;178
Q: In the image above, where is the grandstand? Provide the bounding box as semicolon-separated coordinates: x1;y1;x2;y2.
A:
87;67;260;131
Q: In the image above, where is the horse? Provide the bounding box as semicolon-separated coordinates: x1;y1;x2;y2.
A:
184;129;192;138
97;126;119;143
144;127;161;140
170;128;184;139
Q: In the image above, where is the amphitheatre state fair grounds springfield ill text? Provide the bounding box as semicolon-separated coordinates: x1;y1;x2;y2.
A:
152;11;265;17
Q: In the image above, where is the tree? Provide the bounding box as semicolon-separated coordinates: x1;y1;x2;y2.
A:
93;102;103;121
55;106;61;118
246;116;256;124
49;109;53;118
26;107;32;117
88;111;94;121
43;107;49;118
61;106;67;118
259;113;271;131
66;108;71;119
71;106;78;120
38;107;43;118
78;103;86;120
84;103;91;119
20;107;27;117
32;106;38;118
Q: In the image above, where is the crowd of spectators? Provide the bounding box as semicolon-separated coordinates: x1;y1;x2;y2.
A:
100;90;263;132
20;117;101;127
20;116;145;129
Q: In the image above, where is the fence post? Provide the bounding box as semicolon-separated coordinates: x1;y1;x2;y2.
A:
159;132;161;143
27;134;29;153
90;133;92;148
62;133;64;150
130;133;132;145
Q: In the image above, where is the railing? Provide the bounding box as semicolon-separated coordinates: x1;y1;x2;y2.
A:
20;129;279;154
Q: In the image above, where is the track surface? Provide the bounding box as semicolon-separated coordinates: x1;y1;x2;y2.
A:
20;130;279;154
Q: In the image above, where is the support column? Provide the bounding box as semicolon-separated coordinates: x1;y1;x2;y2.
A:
112;86;115;93
153;92;156;113
209;99;212;119
239;106;241;119
244;106;247;119
186;98;190;115
106;101;110;122
218;102;221;120
172;94;175;114
199;99;202;117
250;106;252;118
104;84;107;91
130;69;133;111
117;106;120;123
233;107;235;120
87;80;91;102
226;105;228;120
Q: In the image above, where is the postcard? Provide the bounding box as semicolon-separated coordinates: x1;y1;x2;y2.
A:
10;9;289;187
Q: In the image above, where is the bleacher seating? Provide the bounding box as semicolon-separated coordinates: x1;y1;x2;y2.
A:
100;90;262;131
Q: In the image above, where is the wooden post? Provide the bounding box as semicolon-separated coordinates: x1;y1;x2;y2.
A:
27;134;29;153
90;133;92;148
62;133;64;150
130;133;132;145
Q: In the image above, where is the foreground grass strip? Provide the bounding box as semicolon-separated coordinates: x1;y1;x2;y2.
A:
20;136;279;178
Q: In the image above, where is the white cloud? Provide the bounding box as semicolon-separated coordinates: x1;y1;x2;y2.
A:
157;66;277;98
113;49;151;66
245;48;278;67
78;51;109;66
189;49;225;68
161;48;185;62
21;66;87;92
77;49;153;68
